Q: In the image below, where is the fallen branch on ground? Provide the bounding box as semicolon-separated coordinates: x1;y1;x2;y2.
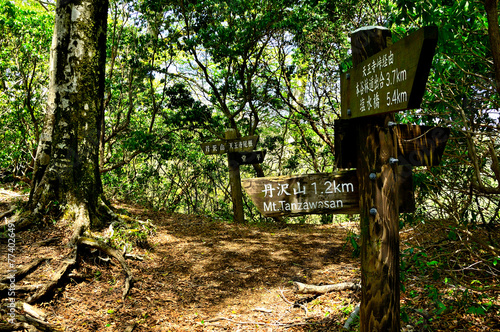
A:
204;317;312;328
293;281;361;294
123;322;136;332
278;287;309;317
342;303;360;330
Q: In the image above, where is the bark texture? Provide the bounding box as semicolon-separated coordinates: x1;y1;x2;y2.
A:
29;0;109;235
484;0;500;95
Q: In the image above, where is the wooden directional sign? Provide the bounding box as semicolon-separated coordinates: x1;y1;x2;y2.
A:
200;135;259;155
335;120;450;168
242;171;359;217
228;150;266;166
396;125;450;167
340;26;438;119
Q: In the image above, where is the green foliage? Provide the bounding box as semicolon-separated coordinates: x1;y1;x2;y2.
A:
389;0;500;227
0;0;52;175
104;217;157;250
2;0;500;231
344;230;360;258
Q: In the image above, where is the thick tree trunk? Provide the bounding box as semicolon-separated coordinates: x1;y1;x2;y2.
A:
484;0;500;95
29;0;109;237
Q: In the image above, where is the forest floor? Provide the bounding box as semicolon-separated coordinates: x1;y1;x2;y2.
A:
1;185;499;331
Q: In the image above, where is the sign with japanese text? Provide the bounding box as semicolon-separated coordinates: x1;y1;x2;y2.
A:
242;171;359;217
200;135;259;155
340;26;438;119
228;150;266;166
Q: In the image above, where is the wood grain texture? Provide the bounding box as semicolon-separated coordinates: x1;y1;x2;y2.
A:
341;26;437;119
351;28;401;332
395;125;450;167
226;129;245;223
242;171;359;217
200;135;259;155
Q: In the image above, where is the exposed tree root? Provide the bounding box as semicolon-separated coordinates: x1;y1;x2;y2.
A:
77;236;134;299
0;258;49;298
33;237;61;247
293;281;361;294
1;302;60;331
0;283;43;296
0;212;32;232
16;301;48;321
0;233;135;331
0;207;16;220
1;196;140;330
25;236;134;304
0;322;34;331
27;248;78;304
0;258;48;284
15;313;62;332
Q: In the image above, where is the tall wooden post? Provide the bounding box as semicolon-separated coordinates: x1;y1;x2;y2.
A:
225;129;245;223
352;27;401;331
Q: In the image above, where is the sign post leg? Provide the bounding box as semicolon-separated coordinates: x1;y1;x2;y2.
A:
226;129;245;223
351;27;401;331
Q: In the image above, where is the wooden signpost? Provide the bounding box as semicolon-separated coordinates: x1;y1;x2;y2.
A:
228;150;267;167
242;170;359;217
395;125;450;167
243;26;447;331
342;26;439;332
340;26;438;119
201;130;264;223
335;122;450;169
201;135;259;155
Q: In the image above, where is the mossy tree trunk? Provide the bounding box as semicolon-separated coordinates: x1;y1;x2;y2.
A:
29;0;109;239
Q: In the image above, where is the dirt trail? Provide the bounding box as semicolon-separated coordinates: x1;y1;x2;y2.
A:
1;189;361;331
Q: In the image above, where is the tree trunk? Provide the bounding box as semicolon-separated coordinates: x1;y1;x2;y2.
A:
29;0;109;238
484;0;500;95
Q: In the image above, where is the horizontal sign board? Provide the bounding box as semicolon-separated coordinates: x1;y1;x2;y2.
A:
201;135;259;155
242;171;359;217
341;26;438;119
228;150;266;166
334;121;450;168
396;125;450;167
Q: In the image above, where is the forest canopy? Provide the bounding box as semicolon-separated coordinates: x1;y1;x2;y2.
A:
0;0;499;226
0;0;499;331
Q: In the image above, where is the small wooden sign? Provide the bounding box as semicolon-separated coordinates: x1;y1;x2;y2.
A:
200;135;259;155
334;120;450;168
396;125;450;167
242;171;359;217
228;150;266;166
341;26;438;119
